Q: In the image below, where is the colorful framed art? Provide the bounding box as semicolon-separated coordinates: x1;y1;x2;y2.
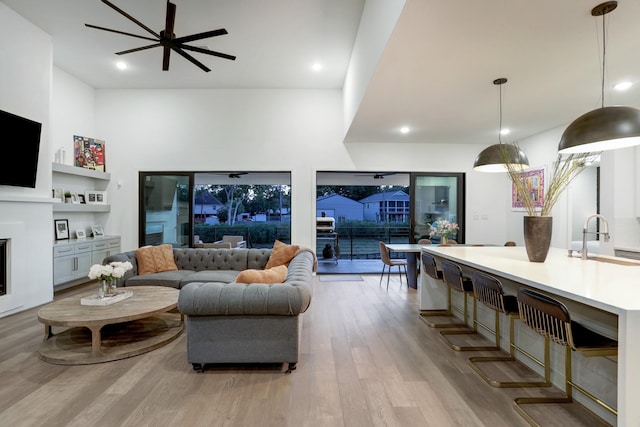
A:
74;135;105;172
511;166;545;210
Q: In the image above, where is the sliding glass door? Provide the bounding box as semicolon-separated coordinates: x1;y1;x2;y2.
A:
139;173;193;248
410;173;465;243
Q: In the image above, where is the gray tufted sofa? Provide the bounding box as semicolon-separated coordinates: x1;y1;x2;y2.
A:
102;247;315;373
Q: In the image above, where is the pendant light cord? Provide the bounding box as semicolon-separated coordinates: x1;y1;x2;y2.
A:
499;82;503;144
601;10;606;108
494;77;507;145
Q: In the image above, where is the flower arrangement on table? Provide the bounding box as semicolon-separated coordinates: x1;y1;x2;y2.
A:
429;219;459;243
88;261;133;297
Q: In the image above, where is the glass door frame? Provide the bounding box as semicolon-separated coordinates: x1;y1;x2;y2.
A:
138;172;194;248
409;172;465;244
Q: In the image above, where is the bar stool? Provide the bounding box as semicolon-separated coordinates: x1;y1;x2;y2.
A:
468;272;551;388
514;288;618;426
438;260;500;351
419;252;466;328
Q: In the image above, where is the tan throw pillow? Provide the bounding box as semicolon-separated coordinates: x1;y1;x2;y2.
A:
235;265;288;284
265;240;300;269
135;244;178;275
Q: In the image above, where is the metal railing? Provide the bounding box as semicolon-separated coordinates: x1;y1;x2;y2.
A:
317;225;411;260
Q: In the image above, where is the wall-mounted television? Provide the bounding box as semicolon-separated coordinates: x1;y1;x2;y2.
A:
0;109;42;188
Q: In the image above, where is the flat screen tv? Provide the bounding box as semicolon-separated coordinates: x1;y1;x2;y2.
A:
0;109;42;188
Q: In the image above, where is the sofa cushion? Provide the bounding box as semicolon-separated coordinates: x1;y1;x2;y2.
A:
235;265;287;284
180;270;241;286
265;240;299;269
125;269;193;288
135;244;178;275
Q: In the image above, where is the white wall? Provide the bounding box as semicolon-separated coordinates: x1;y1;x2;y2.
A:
601;146;640;251
93;87;513;252
0;4;54;316
51;67;102;235
343;0;406;132
95;89;345;251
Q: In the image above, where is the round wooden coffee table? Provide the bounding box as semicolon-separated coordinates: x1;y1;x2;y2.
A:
37;286;183;365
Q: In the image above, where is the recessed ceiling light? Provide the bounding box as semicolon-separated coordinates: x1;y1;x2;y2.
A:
116;61;127;70
613;81;633;91
400;126;410;134
500;128;510;135
311;63;322;72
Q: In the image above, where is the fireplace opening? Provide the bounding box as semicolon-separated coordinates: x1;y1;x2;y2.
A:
0;239;6;296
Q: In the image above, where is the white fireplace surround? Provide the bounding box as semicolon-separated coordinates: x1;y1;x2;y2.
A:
0;222;27;315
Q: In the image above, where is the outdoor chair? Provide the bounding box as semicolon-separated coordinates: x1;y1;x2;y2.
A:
214;235;246;248
378;241;407;290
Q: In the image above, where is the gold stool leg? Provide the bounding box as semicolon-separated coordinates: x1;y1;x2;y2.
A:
420;286;468;328
469;314;553;387
440;293;502;351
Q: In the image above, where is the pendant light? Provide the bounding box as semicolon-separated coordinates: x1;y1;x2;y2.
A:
473;78;530;172
558;1;640;154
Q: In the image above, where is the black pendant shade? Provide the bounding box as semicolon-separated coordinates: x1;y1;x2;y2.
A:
559;1;640;153
558;106;640;153
473;77;530;172
473;143;529;173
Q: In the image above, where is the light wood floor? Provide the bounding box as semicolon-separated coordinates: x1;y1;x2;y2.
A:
0;276;611;427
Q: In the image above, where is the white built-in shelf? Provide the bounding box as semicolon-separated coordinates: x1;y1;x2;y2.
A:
52;162;110;180
53;203;110;213
52;162;111;212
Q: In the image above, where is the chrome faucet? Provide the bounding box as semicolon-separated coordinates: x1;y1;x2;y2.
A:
582;214;610;260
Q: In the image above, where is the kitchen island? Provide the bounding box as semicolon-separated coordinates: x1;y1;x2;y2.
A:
420;245;640;426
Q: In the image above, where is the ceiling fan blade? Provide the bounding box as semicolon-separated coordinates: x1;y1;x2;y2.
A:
100;0;161;39
85;24;158;42
180;44;236;61
171;46;211;72
173;29;228;44
115;43;161;55
165;1;176;37
163;47;171;71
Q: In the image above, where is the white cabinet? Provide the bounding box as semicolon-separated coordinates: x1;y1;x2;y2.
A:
91;236;122;265
53;236;121;289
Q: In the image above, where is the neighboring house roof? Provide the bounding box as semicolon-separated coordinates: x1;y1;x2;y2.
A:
317;194;363;207
194;192;223;206
359;190;409;203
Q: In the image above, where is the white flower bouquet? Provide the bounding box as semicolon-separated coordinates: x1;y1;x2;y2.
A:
88;261;133;296
429;219;459;239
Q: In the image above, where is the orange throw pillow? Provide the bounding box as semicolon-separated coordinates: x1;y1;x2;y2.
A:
265;240;300;269
235;265;288;284
135;244;178;275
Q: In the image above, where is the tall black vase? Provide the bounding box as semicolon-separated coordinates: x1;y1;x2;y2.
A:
523;216;553;263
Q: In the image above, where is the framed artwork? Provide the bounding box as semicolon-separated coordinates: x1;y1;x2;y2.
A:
85;190;107;204
92;224;104;237
78;194;86;204
70;192;80;204
73;135;105;172
54;219;70;240
511;166;546;210
76;229;86;239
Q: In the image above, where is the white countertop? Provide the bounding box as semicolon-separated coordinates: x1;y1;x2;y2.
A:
421;246;640;315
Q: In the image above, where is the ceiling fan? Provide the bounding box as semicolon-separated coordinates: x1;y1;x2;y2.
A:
228;172;248;179
356;173;397;180
209;172;248;179
85;0;236;72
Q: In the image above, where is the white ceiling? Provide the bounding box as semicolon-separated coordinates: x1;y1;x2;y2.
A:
4;0;640;147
